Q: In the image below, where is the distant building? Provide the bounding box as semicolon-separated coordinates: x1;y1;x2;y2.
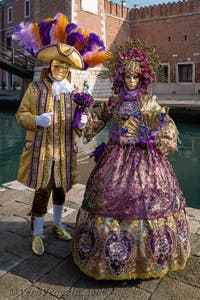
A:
0;0;199;96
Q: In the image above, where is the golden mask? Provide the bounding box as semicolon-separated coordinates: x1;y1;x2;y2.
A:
124;72;140;90
50;60;69;81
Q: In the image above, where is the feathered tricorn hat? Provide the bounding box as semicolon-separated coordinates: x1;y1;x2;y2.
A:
36;43;84;70
12;12;111;70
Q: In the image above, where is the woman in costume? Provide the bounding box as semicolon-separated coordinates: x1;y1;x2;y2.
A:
72;41;190;280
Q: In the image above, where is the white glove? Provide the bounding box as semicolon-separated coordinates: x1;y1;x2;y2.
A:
78;114;88;129
36;112;53;128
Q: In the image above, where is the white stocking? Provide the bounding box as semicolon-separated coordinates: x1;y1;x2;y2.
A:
33;216;44;235
53;204;63;226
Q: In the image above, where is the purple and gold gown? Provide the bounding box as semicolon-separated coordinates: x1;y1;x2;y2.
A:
72;91;190;280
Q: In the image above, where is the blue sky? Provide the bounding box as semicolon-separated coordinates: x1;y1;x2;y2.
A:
0;0;180;7
114;0;179;8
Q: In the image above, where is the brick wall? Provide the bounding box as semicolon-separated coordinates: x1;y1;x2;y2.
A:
74;0;103;37
130;0;200;86
0;0;33;44
33;0;71;23
104;0;130;47
130;0;200;20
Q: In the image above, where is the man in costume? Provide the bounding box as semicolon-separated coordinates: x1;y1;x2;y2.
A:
15;44;86;255
13;13;111;255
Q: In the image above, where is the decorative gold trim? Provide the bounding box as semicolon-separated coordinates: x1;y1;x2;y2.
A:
73;250;191;280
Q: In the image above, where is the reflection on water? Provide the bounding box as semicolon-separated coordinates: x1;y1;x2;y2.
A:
0;111;25;185
169;123;200;209
0;111;199;209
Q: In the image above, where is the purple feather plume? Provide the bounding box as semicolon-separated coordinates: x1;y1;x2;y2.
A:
66;23;78;34
67;32;84;46
38;20;54;46
12;22;40;56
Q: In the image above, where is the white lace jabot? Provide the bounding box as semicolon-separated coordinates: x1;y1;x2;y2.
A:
49;74;74;100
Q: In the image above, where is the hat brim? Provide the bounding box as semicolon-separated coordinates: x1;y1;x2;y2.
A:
36;43;84;70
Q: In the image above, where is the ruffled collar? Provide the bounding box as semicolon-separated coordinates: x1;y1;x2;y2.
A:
119;86;143;102
48;73;74;100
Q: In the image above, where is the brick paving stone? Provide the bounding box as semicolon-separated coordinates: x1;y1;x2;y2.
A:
133;278;161;294
42;214;56;226
13;206;32;220
9;237;33;260
0;190;33;206
41;213;55;225
0;232;32;259
0;216;29;235
34;255;83;297
0;272;32;300
63;275;119;300
65;194;83;207
0;189;24;203
48;206;76;219
9;220;31;239
61;286;110;300
77;159;95;185
150;277;200;300
188;220;200;234
0;251;24;277
186;207;200;222
12;286;59;300
65;184;85;206
64;200;80;210
1;181;33;192
69;183;86;193
104;286;150;300
11;253;60;282
0;200;29;217
167;254;200;288
10;190;34;206
46;240;71;259
63;211;78;229
190;233;200;256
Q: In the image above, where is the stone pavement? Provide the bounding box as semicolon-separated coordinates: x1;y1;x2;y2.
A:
0;181;200;300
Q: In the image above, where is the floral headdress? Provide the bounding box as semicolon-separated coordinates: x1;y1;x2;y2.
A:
99;39;161;93
12;12;111;69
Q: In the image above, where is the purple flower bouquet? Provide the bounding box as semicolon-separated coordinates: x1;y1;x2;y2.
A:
73;92;94;129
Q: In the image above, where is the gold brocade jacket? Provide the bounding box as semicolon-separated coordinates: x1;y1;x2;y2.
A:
84;94;178;156
16;77;80;192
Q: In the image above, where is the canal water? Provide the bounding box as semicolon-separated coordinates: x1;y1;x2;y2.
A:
0;109;199;209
